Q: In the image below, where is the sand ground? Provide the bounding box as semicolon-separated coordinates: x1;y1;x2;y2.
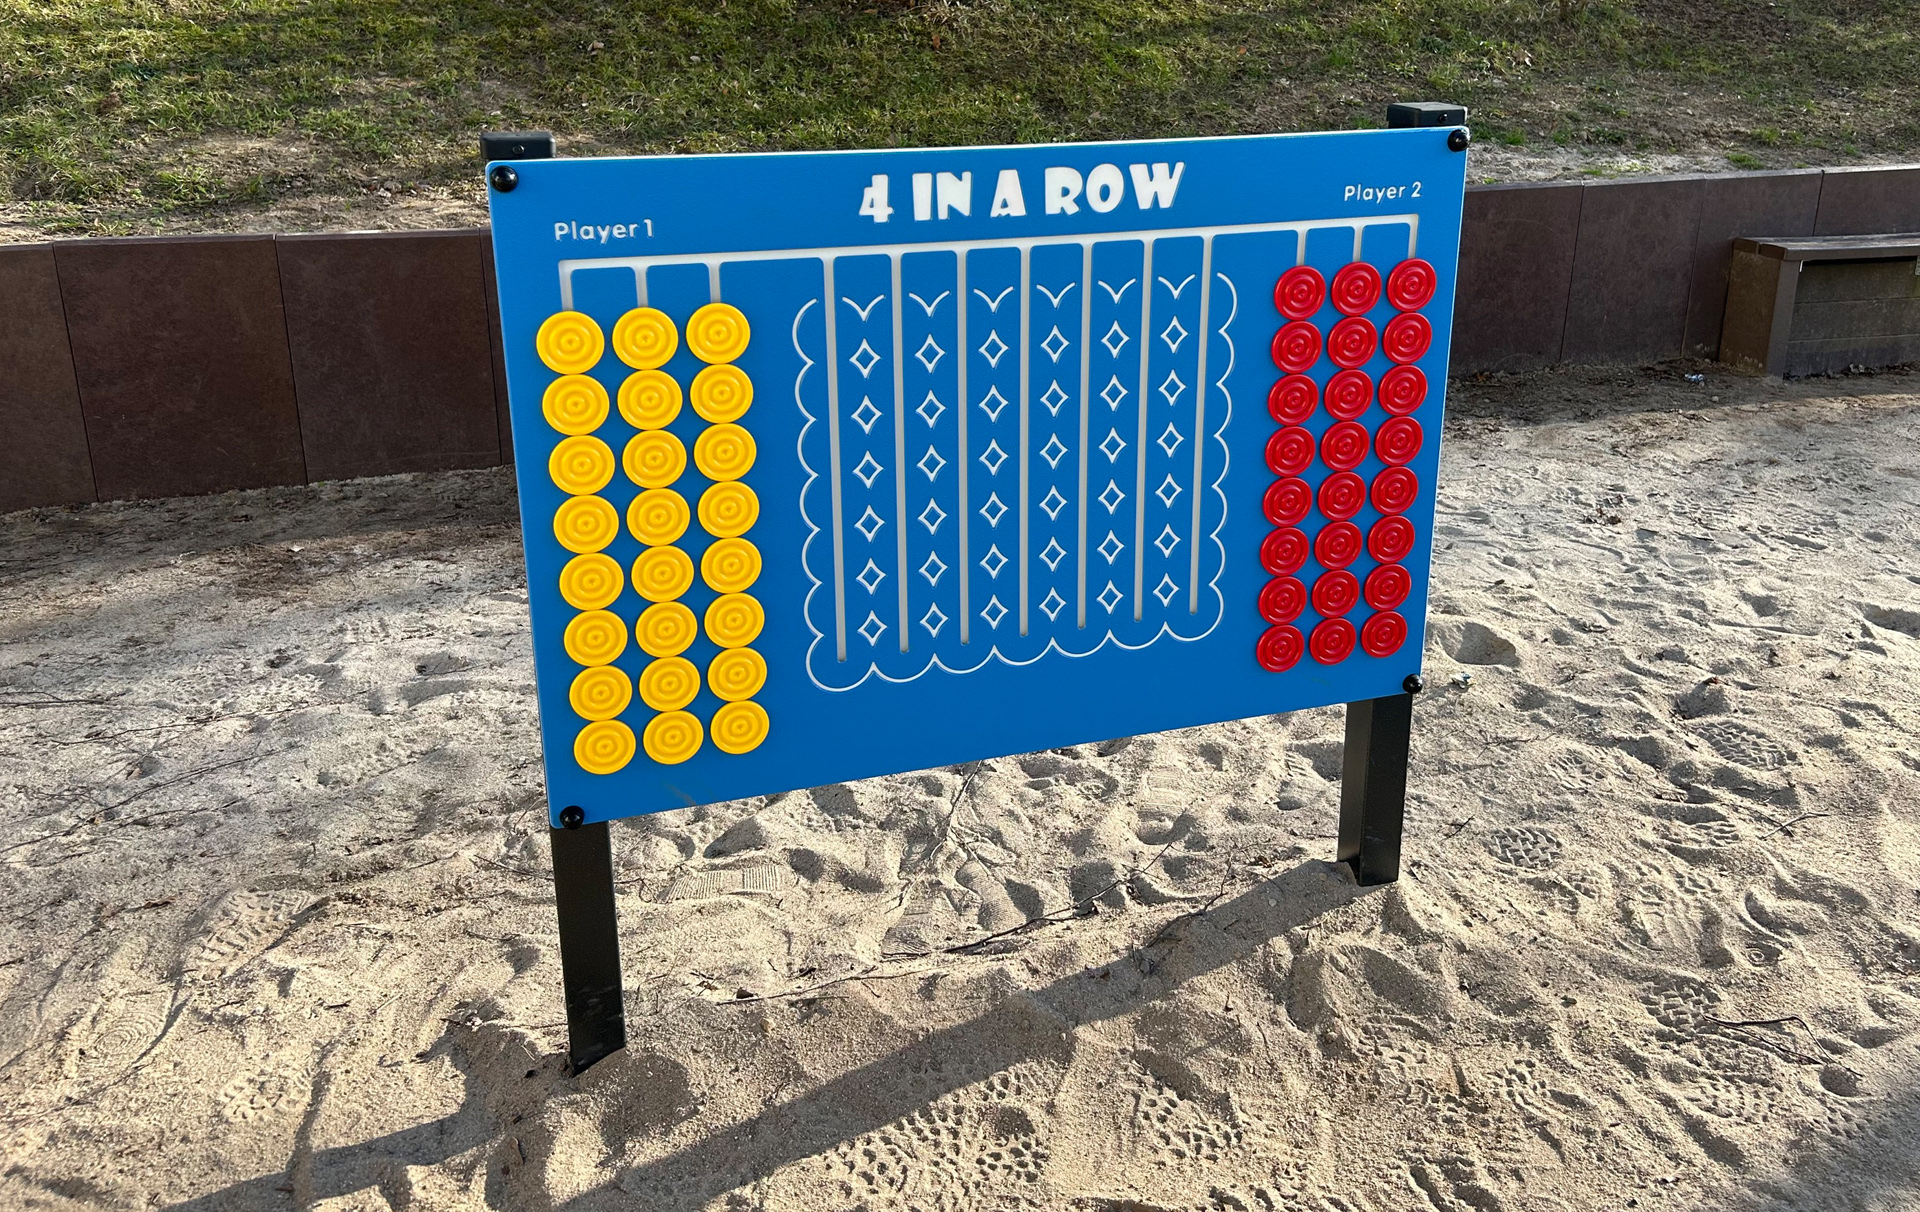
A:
2;364;1918;1212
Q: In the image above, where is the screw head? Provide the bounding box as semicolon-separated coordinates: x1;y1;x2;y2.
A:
1403;673;1425;694
559;804;585;829
1447;128;1470;153
489;164;519;192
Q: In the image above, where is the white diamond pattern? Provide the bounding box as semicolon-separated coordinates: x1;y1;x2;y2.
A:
980;596;1008;629
1099;428;1127;462
855;505;885;541
978;385;1010;422
1097;581;1124;613
979;493;1008;527
978;440;1009;475
1098;480;1126;514
1041;326;1069;363
1154;524;1181;557
850;340;881;378
915;334;945;372
1153;575;1180;606
1039;588;1067;621
917;391;946;427
917;446;946;482
1101;321;1130;357
1097;531;1125;564
1158;370;1186;406
1040;434;1069;469
920;551;947;586
1039;486;1068;520
851;396;882;434
1040;381;1070;416
858;611;888;645
1155;475;1182;507
920;603;948;638
853;451;884;488
1100;375;1129;410
979;331;1010;367
1160;316;1188;353
855;558;887;594
979;544;1008;578
918;499;947;534
1039;538;1067;571
1157;423;1184;457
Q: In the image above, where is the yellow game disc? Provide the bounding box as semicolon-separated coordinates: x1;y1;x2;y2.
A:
612;307;678;370
693;423;756;482
558;552;624;611
636;601;699;657
632;545;696;603
707;647;767;702
701;537;761;594
638;655;701;712
690;364;753;424
549;435;616;495
624;430;687;488
617;369;683;430
697;481;758;538
563;610;628;666
703;592;764;648
575;719;636;774
569;665;633;721
537;311;605;374
542;375;610;435
711;700;770;755
553;495;620;554
627;488;690;546
643;710;704;764
686;302;750;364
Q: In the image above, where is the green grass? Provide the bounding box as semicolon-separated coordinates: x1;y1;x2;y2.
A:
2;0;1917;225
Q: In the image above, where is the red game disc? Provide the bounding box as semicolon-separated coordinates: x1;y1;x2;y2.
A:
1383;312;1432;365
1258;576;1307;624
1265;427;1315;477
1312;569;1360;616
1256;624;1304;672
1368;515;1416;562
1310;617;1357;664
1327;317;1377;370
1260;527;1310;575
1314;521;1363;569
1271;321;1321;373
1318;471;1367;521
1263;477;1313;527
1361;610;1408;657
1379;365;1427;416
1273;266;1326;321
1321;421;1371;472
1330;262;1382;316
1364;563;1411;610
1324;370;1373;420
1267;374;1318;425
1375;416;1423;466
1369;466;1419;514
1387;258;1437;311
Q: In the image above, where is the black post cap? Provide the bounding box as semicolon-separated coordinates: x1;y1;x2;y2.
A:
481;130;556;162
1386;102;1468;129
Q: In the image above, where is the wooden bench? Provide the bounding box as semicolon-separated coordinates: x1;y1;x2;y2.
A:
1720;233;1920;376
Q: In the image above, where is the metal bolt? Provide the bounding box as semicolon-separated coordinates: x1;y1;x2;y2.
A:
1403;674;1425;694
1447;128;1470;153
489;164;519;192
559;804;585;829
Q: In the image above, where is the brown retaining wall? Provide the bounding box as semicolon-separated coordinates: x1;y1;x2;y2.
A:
4;165;1917;513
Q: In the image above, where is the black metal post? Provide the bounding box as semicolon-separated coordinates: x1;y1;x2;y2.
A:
1338;683;1417;885
550;816;627;1072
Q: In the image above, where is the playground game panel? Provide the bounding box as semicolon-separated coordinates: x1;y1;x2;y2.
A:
487;130;1468;825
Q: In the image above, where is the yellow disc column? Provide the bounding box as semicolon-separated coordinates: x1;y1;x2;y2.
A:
687;303;767;757
538;309;636;775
